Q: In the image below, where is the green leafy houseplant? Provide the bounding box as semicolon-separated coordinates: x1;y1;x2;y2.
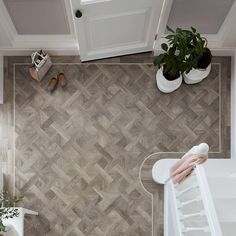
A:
167;26;211;72
154;26;212;80
0;192;23;233
154;38;185;81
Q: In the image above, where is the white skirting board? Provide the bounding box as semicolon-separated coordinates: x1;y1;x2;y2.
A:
0;54;3;104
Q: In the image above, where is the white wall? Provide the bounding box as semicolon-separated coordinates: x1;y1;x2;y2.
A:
1;0;236;55
0;0;15;48
0;23;11;48
3;0;70;35
154;0;236;51
167;0;234;34
0;55;3;104
0;0;79;55
219;1;236;48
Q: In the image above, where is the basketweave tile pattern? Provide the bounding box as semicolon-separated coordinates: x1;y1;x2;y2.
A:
3;55;230;236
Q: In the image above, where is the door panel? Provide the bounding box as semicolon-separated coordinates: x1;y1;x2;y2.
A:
71;0;164;61
87;9;150;49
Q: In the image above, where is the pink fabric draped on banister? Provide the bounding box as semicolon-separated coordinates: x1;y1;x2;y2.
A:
170;152;208;184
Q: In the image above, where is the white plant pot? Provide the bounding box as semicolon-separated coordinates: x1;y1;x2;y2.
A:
183;64;211;84
0;225;20;236
156;69;182;93
0;227;10;236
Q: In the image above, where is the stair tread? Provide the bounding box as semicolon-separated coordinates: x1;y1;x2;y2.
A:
203;160;236;178
213;198;236;222
207;177;236;198
220;221;236;236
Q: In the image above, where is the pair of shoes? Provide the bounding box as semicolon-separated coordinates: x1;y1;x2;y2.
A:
47;73;66;93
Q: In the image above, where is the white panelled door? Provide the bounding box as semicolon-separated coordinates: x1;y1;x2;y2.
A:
71;0;164;61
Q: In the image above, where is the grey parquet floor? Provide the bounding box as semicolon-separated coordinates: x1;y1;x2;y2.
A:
2;55;231;236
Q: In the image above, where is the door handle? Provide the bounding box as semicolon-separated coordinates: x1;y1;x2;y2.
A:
75;10;83;18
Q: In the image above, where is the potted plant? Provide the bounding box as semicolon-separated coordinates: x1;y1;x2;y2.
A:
166;26;212;84
0;191;23;235
154;38;186;93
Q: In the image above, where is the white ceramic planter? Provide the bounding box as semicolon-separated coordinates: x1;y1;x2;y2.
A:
0;226;11;236
183;64;211;84
156;69;182;93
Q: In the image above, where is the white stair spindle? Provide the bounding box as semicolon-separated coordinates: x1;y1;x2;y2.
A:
176;184;199;197
179;211;206;221
177;196;202;208
182;226;210;233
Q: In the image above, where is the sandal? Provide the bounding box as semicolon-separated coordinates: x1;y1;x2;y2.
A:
47;77;58;93
58;73;66;88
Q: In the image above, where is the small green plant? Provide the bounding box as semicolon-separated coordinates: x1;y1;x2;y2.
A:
154;26;212;80
164;26;209;72
0;192;23;232
154;41;185;80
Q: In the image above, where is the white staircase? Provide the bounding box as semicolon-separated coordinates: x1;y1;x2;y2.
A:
204;160;236;236
153;159;236;236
